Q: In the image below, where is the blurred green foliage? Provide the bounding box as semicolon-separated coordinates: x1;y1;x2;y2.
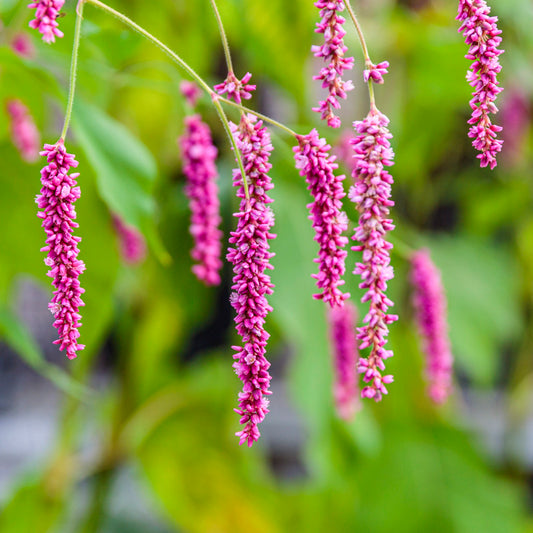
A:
0;0;532;531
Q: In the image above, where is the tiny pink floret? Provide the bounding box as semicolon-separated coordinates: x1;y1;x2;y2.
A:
36;141;85;360
28;0;65;44
214;72;256;104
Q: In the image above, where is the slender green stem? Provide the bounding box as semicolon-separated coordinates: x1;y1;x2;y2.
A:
209;0;233;73
84;0;249;202
217;96;299;137
342;0;377;110
60;0;85;140
212;99;250;203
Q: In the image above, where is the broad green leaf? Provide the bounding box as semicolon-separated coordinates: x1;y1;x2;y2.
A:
72;101;170;263
0;303;90;400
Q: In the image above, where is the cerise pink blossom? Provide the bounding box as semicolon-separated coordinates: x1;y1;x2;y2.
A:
363;61;389;84
457;0;504;169
410;250;453;404
294;129;349;308
179;115;223;286
227;114;275;447
112;214;147;265
11;32;35;59
28;0;65;44
214;72;255;104
36;141;85;360
180;81;202;107
6;99;40;163
350;109;397;401
312;0;354;128
328;301;360;420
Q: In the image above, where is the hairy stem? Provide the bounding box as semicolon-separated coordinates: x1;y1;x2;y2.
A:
209;0;233;73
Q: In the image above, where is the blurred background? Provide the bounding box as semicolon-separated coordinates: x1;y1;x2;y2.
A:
0;0;533;531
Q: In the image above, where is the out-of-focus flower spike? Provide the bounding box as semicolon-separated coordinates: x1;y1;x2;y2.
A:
6;99;40;163
112;214;147;265
410;249;454;404
11;32;36;59
180;81;202;108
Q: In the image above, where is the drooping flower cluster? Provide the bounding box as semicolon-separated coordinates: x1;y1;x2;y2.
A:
312;0;354;128
227;114;276;446
214;72;256;104
112;214;147;265
180;80;202;107
350;109;397;401
28;0;65;44
327;301;360;420
179;115;223;286
36;141;85;360
457;0;504;169
501;88;530;166
294;130;349;308
11;32;35;59
6;99;40;163
410;250;453;404
363;61;389;84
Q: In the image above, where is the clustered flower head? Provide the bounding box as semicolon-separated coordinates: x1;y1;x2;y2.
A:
36;141;85;360
312;0;354;128
410;250;453;404
11;32;35;59
28;0;65;44
227;114;276;447
294;129;349;308
179;115;223;286
328;301;360;420
214;71;256;104
350;108;397;401
457;0;504;169
363;61;389;84
112;214;147;265
6;99;40;163
180;81;202;107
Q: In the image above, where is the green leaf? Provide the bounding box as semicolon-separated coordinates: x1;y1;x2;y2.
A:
0;303;91;400
72;101;170;264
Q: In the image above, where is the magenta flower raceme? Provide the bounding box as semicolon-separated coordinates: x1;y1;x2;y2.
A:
350;108;397;401
410;250;453;404
363;61;389;84
457;0;504;169
180;81;202;107
11;32;36;59
501;88;530;166
312;0;354;128
179;115;223;286
328;301;360;420
112;214;147;265
214;71;256;104
227;114;276;447
36;141;85;360
294;130;349;308
28;0;65;44
6;99;40;163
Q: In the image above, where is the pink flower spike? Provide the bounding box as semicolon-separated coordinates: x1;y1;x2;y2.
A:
410;249;453;404
36;141;85;360
457;0;504;169
180;81;202;107
227;114;276;447
6;99;40;163
112;214;147;265
312;0;354;128
214;72;256;104
179;115;223;286
328;301;360;420
363;61;389;84
350;109;397;401
28;0;65;44
11;32;36;59
294;130;349;308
